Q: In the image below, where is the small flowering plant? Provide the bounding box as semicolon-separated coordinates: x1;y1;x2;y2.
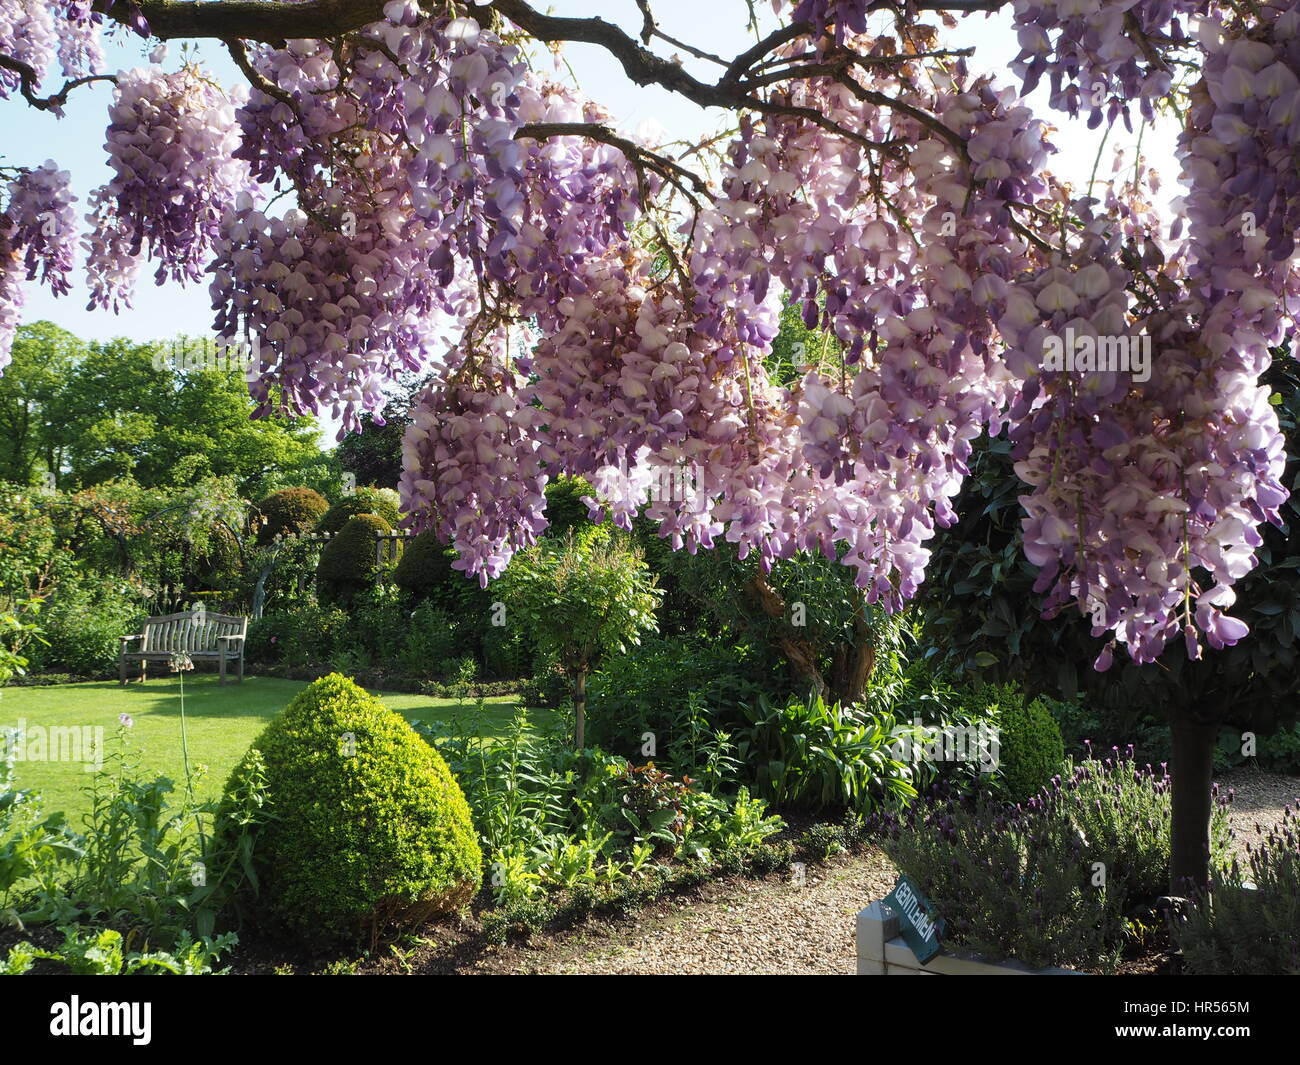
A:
168;652;195;673
166;652;199;821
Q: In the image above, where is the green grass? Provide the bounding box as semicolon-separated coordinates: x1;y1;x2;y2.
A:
0;673;522;823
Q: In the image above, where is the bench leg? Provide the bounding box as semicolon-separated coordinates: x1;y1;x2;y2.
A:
220;656;227;686
139;660;147;684
119;657;126;685
238;655;244;683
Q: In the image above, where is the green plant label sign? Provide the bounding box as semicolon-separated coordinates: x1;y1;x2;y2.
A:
882;875;944;964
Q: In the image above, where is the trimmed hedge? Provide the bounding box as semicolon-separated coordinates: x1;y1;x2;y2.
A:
221;674;482;949
317;513;391;603
392;529;456;600
989;685;1066;803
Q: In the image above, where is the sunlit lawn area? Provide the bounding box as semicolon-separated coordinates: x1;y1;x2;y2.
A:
1;673;523;823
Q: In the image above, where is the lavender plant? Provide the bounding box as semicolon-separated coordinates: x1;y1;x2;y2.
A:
871;750;1233;971
1176;804;1300;974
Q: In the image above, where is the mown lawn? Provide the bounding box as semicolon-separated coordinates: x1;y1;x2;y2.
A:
0;674;522;823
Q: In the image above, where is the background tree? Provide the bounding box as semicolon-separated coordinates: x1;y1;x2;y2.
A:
0;325;338;498
0;322;84;486
334;374;430;490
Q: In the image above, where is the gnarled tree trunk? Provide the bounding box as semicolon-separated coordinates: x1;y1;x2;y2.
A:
745;571;875;704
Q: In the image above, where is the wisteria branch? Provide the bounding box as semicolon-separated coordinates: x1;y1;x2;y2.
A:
0;52;116;110
514;121;712;203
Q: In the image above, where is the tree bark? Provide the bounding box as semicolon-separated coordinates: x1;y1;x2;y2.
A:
574;670;587;751
1169;715;1217;894
834;601;876;706
745;571;827;696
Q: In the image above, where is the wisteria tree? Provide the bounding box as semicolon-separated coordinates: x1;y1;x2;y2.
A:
1;0;1298;889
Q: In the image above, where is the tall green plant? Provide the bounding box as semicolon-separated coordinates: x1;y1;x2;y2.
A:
736;692;917;811
498;531;661;749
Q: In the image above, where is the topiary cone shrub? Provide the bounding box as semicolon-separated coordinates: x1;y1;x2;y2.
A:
317;512;391;605
392;528;457;600
992;687;1065;803
220;673;482;951
253;487;329;545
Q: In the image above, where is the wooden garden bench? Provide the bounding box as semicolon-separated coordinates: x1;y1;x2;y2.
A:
118;612;248;685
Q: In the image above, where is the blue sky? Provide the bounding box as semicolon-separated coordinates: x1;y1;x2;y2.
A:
4;1;1181;433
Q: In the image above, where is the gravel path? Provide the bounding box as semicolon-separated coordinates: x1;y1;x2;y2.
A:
1218;767;1300;860
521;851;896;975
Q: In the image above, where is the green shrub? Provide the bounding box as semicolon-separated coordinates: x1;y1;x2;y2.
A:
873;754;1233;971
253;487;329;545
955;682;1065;802
585;636;782;759
316;487;402;534
482;620;530;679
877;782;1126;971
245;614;279;663
1176;806;1300;974
249;604;351;667
348;584;408;664
222;674;481;949
396;603;457;679
542;477;597;539
317;514;391;604
994;688;1066;803
26;576;143;678
392;529;457;600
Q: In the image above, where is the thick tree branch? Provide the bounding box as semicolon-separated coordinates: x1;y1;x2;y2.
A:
119;0;1011;42
104;0;980;168
117;0;389;42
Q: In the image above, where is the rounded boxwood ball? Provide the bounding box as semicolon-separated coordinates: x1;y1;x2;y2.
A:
223;673;482;949
316;486;402;534
317;513;391;602
392;528;457;600
253;487;329;545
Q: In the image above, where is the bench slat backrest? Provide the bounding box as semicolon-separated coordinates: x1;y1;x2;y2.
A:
140;613;246;654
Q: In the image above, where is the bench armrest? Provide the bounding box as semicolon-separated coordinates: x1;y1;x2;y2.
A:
216;634;246;647
119;633;145;647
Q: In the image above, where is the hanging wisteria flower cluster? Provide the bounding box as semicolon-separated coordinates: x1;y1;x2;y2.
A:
3;160;77;296
84;65;254;310
215;8;530;432
1009;1;1211;127
1;0;1298;665
0;0;104;101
